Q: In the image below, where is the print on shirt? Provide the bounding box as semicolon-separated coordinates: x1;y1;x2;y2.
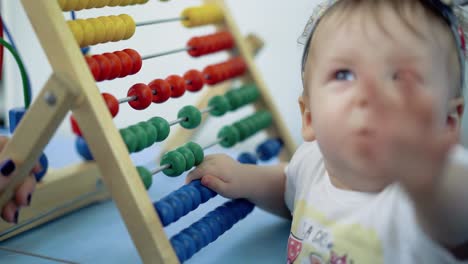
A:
287;200;383;264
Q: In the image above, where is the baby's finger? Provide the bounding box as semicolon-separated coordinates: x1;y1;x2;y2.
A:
186;166;210;184
0;159;17;187
201;175;228;197
1;201;19;224
31;163;42;175
14;175;36;207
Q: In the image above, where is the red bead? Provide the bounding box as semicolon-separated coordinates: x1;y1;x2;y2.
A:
93;55;112;81
166;75;186;98
70;115;82;136
114;50;133;78
148;79;171;103
187;31;234;57
85;56;100;81
183;69;204;92
102;93;119;117
203;65;221;85
127;83;152;110
123;48;142;75
103;52;123;80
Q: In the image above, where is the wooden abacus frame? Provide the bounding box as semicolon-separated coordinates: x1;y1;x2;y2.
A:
0;0;296;263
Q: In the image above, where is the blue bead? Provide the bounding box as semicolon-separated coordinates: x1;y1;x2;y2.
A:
34;153;48;182
202;216;222;240
170;237;186;262
75;136;94;161
163;196;184;222
190;180;217;202
174;189;193;215
224;201;242;222
8;107;26;133
181;185;202;210
154;201;175;227
217;205;236;229
256;138;283;161
237;152;258;164
81;46;91;55
182;228;204;252
208;210;229;234
177;232;197;259
192;221;213;247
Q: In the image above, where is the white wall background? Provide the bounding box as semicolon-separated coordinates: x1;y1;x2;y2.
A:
2;0;468;148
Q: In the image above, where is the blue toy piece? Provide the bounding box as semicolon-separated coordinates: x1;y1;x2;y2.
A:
237;152;257;164
256;138;284;161
81;46;91;55
154;201;175;227
9;107;49;181
75;136;94;161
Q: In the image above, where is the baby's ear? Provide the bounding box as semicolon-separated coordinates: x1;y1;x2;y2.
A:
299;96;315;141
446;98;464;139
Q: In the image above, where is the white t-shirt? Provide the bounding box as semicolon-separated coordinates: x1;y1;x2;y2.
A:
284;141;467;264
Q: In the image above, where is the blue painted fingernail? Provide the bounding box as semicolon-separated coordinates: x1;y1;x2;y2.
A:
13;210;19;224
0;159;16;177
27;194;32;206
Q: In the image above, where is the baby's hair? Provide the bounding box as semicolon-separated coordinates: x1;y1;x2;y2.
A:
299;0;468;98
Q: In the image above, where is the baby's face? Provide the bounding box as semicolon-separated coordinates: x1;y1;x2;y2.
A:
302;4;457;182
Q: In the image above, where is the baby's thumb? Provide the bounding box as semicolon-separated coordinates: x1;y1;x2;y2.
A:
185;167;206;184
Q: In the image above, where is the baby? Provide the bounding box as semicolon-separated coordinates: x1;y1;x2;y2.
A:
187;0;468;263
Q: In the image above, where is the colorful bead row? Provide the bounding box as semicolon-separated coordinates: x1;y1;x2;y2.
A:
154;180;217;227
218;111;273;148
85;48;142;81
59;0;149;11
160;142;204;177
187;31;234;57
203;57;247;85
67;14;135;47
170;199;254;262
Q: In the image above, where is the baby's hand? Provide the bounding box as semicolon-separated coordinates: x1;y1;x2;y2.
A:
370;73;456;199
186;154;250;199
0;136;40;224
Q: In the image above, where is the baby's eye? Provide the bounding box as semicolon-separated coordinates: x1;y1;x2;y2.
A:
334;69;355;81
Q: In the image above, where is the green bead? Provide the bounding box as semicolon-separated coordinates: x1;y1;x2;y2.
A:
217;125;240;148
208;95;231;116
149;117;170;142
233;121;250;141
139;121;158;145
176;146;195;170
136;166;152;190
178;105;202;129
241;84;259;102
129;125;149;152
225;90;243;110
185;141;204;166
160;150;186;177
119;128;138;153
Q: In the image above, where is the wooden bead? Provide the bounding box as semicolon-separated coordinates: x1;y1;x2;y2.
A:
92;55;111;81
161;151;186;177
85;56;100;81
177;105;201;129
123;48;142;74
148;79;171;103
102;93;119;117
67;20;84;45
166;75;186;98
148;117;170;142
108;15;126;41
183;69;204;92
114;50;133;77
88;18;106;45
103;52;122;80
136;166;152;189
127;83;152;110
98;16;116;43
118;14;136;40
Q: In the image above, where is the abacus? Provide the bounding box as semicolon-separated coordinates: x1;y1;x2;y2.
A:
0;0;296;262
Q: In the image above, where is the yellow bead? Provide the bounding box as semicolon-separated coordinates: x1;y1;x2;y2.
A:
67;20;84;45
109;15;126;42
86;0;100;8
119;0;133;6
108;0;121;6
118;14;136;40
58;0;67;10
74;0;90;10
181;4;224;28
98;16;116;43
94;0;109;8
63;0;79;11
76;19;95;47
88;18;106;45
